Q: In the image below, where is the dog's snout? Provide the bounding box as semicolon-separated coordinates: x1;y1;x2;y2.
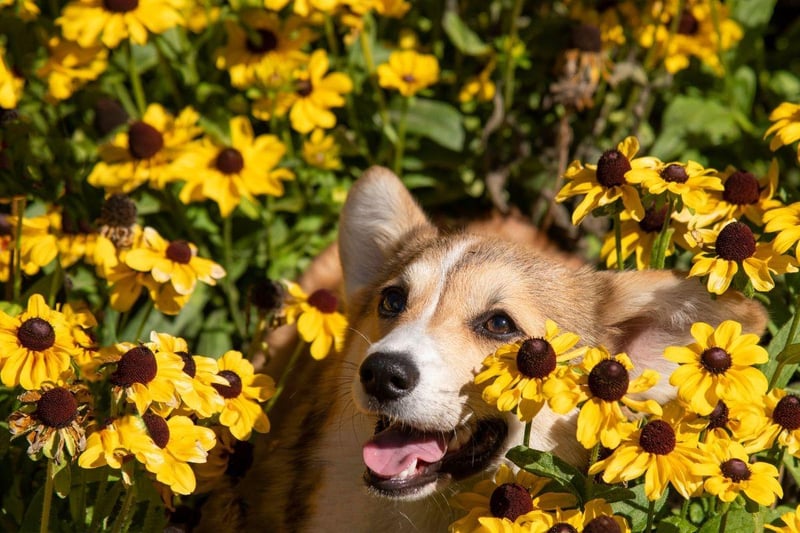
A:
359;352;419;402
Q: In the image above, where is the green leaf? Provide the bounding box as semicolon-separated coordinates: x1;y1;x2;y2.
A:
442;11;491;56
656;515;697;533
760;316;800;388
728;66;756;116
53;461;71;498
399;98;465;152
651;96;741;160
730;0;777;28
768;70;800;100
505;446;586;501
20;482;47;533
611;484;667;532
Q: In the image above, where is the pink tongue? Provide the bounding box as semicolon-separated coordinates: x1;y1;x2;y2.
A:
363;427;448;477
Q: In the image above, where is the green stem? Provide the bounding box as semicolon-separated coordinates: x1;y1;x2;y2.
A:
110;483;137;533
770;291;800;388
265;339;306;413
645;499;656;532
153;36;184;108
127;41;146;116
48;259;63;308
719;501;731;532
522;421;531;448
650;195;675;270
585;443;600;501
222;216;248;341
392;97;409;175
40;460;55;533
359;25;390;132
614;211;625;271
11;196;25;303
502;0;525;113
133;299;154;342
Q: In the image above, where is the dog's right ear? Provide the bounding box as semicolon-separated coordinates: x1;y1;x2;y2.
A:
339;166;433;300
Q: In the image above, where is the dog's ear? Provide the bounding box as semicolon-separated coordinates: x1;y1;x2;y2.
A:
339;166;432;299
598;270;767;399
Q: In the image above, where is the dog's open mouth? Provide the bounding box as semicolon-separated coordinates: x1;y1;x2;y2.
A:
362;417;507;498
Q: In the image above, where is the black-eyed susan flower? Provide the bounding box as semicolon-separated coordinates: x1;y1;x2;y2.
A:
214;10;312;89
36;36;108;102
78;418;129;472
665;320;768;416
625;160;722;211
475;320;585;421
302;129;342;170
214;350;274;441
107;341;192;414
693;439;782;506
699;399;763;447
555;136;657;224
459;59;496;104
688;220;798;294
599;206;675;270
6;215;58;276
450;463;576;532
87;104;202;193
124;227;225;296
0;44;24;109
56;0;186;49
148;332;225;418
377;49;440;97
283;282;347;360
765;505;800;533
8;384;91;463
742;389;800;456
528;499;630;533
702;161;783;226
0;294;77;390
571;347;662;449
284;49;353;134
61;302;104;382
588;401;704;500
176;116;294;217
124;412;216;495
764;201;800;259
765;102;800;159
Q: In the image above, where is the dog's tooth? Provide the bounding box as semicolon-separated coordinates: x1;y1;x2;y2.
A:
397;459;417;479
448;425;472;452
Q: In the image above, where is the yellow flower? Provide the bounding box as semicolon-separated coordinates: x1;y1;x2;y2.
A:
450;463;576;532
599;206;674;270
475;320;585;421
61;302;104;381
741;389;800;456
0;0;39;19
302;129;342;170
288;49;353;134
48;210;99;269
699;161;784;227
78;418;129;471
124;226;225;295
0;44;24;109
192;426;241;493
6;215;59;276
176;116;294;217
528;499;631;533
589;401;704;500
214;350;274;441
555;136;657;224
215;10;312;89
765;102;800;159
56;0;186;49
765;201;800;259
0;294;77;390
8;384;91;464
377;49;440;97
688;220;798;294
107;341;192;414
459;59;496;103
572;347;662;449
699;399;764;447
625;160;722;211
693;439;782;506
766;505;800;533
284;282;347;360
36;36;108;102
88;104;202;193
665;320;768;416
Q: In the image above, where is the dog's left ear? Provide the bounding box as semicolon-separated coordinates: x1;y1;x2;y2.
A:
598;270;767;398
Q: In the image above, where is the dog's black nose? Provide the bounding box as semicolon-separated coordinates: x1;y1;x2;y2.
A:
359;352;419;402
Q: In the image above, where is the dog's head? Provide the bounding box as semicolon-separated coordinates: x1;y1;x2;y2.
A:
338;166;767;500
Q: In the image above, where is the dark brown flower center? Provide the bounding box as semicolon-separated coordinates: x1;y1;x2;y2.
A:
215;148;244;175
401;74;416;84
308;289;338;313
700;347;732;375
571;23;602;52
720;458;751;482
109;346;158;387
660;163;689;183
250;279;285;312
103;0;139;13
99;194;138;228
547;525;579;533
585;516;621;533
94;97;129;136
588;359;629;401
723;171;760;205
773;395;800;430
596;149;631;188
214;370;243;399
639;419;676;455
707;400;730;430
166;240;192;264
489;483;532;521
36;387;79;428
715;222;756;262
0;214;11;236
127;121;164;160
516;338;557;379
176;351;196;378
142;412;170;448
677;10;699;35
638;205;668;233
296;79;313;97
246;29;279;54
18;317;56;351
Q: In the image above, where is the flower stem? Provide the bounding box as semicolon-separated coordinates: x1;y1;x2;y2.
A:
222;216;247;341
614;211;625;270
502;0;525;113
110;483;137;533
770;291;800;388
127;41;146;117
10;195;25;304
40;460;55;533
265;339;306;413
585;443;600;500
522;421;531;448
719;501;731;532
392;97;409;175
133;299;154;342
650;195;675;270
645;499;656;532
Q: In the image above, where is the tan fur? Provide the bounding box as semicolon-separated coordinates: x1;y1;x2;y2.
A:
199;167;766;532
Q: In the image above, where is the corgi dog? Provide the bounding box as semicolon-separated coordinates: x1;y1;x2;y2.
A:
199;166;766;532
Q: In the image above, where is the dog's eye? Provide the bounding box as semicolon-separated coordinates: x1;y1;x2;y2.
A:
482;313;517;336
378;287;406;317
